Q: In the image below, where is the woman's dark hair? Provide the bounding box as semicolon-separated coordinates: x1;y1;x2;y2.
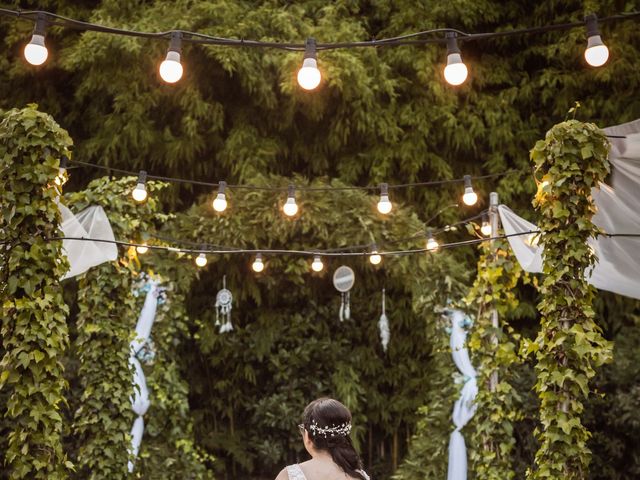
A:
302;398;366;480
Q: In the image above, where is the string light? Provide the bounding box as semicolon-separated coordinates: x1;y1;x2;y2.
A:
584;14;609;67
24;14;48;66
480;214;492;236
54;156;68;186
311;255;324;272
369;245;382;265
136;243;149;254
297;38;321;90
426;231;439;252
377;183;392;214
462;175;478;206
252;253;265;272
195;252;207;267
212;180;228;212
132;170;148;203
283;185;299;217
159;32;184;83
443;32;468;86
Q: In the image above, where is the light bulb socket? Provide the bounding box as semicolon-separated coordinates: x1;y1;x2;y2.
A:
379;183;389;196
585;14;600;39
463;175;472;189
371;243;378;252
482;213;489;224
137;170;148;185
255;253;263;261
29;33;46;47
303;37;317;60
59;155;68;170
218;180;227;194
33;14;48;37
168;31;183;54
445;32;461;55
287;184;296;199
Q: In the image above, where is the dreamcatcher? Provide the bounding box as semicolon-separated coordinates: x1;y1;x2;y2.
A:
333;266;355;322
378;288;390;352
215;275;233;333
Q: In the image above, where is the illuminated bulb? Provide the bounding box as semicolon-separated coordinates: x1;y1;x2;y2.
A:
443;32;468;86
462;175;477;206
195;253;207;267
212;180;228;212
426;233;439;252
480;214;492;237
24;35;48;66
136;243;149;255
584;14;609;67
132;170;148;203
54;156;68;186
159;32;184;83
311;255;324;272
283;185;299;217
297;38;321;90
252;253;265;273
377;183;392;214
369;245;382;265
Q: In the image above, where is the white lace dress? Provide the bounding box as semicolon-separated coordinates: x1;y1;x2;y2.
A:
286;464;370;480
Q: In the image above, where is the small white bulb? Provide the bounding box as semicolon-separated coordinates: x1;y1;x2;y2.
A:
212;193;227;212
377;195;392;214
136;244;149;255
480;221;492;237
297;58;321;90
252;254;265;273
283;186;299;216
462;188;478;206
160;51;183;83
369;251;382;265
426;236;439;252
195;253;207;267
585;40;609;67
311;255;324;272
132;183;148;202
24;34;48;66
444;56;468;86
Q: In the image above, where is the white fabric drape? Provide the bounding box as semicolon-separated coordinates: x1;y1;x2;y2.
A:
447;309;478;480
499;121;640;301
58;203;117;279
128;280;160;473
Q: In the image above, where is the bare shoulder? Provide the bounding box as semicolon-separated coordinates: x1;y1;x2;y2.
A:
275;467;289;480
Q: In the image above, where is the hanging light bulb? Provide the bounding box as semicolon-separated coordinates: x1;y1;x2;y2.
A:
462;175;478;206
443;32;468;86
480;214;492;237
252;253;265;273
54;155;68;186
311;255;324;272
377;183;392;214
195;252;208;267
283;185;299;217
132;170;148;203
159;32;184;83
584;14;609;67
24;14;49;66
369;244;382;265
212;180;228;212
297;38;321;90
426;231;439;252
136;243;149;255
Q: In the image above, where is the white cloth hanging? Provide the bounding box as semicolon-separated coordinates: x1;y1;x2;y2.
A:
128;280;160;473
446;309;478;480
58;203;117;279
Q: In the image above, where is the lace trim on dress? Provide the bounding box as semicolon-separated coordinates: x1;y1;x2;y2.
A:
286;464;371;480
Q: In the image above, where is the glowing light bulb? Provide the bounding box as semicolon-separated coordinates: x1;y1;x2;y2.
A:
369;248;382;265
297;38;321;90
377;183;392;214
426;234;439;252
159;32;183;83
195;253;207;267
136;243;149;255
462;175;477;206
283;185;299;217
24;15;49;66
54;156;68;186
584;15;609;67
480;214;492;237
311;255;324;272
443;32;468;86
132;170;148;203
212;181;228;212
252;253;265;273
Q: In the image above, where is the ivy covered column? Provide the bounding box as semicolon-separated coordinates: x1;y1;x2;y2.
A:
0;106;74;478
466;238;523;480
527;119;612;479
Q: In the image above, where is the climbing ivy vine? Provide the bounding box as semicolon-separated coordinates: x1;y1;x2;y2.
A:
466;237;524;479
525;118;612;479
0;105;74;479
65;177;169;479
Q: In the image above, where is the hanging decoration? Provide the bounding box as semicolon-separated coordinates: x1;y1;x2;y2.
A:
378;288;390;352
333;266;355;321
215;275;234;333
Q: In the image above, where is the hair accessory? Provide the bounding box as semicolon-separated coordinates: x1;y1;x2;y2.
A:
309;419;352;438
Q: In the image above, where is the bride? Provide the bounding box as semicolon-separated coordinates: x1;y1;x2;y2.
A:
276;398;370;480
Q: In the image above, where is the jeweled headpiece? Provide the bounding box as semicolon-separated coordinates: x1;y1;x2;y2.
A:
309;419;352;438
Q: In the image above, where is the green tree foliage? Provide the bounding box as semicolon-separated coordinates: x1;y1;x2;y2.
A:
64;177;169;479
525;119;612;479
0;105;73;479
465;238;524;479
